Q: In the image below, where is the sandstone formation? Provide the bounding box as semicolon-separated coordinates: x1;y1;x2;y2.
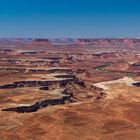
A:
29;39;51;47
0;38;140;140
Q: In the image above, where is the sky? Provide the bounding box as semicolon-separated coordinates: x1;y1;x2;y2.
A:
0;0;140;38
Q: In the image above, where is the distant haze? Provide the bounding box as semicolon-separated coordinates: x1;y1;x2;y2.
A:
0;0;140;38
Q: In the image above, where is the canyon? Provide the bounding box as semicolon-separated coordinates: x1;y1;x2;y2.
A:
0;38;140;140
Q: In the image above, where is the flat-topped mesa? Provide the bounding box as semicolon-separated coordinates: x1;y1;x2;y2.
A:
66;51;135;61
29;39;52;47
75;38;140;47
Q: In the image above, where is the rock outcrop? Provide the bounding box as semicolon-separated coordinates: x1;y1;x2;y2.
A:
133;82;140;87
29;39;52;46
75;38;140;47
2;96;71;113
0;79;76;89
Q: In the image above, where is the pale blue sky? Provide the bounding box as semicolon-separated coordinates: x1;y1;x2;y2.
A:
0;0;140;38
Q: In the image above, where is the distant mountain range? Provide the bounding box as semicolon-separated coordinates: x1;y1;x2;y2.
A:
0;38;140;47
